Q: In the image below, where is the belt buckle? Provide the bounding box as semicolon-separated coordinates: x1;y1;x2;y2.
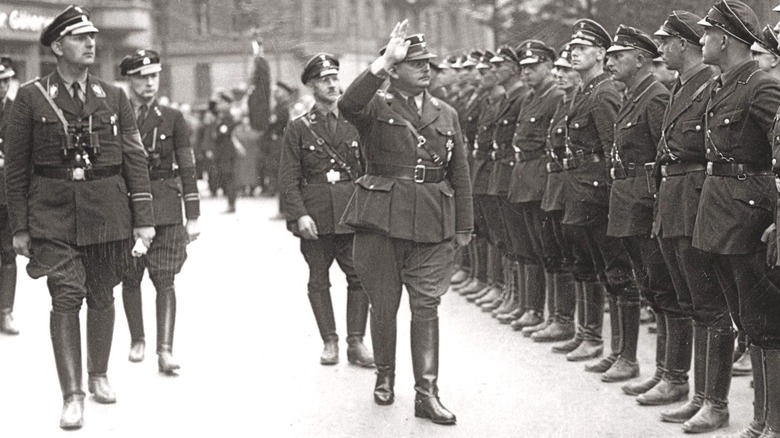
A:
490;151;497;160
661;165;668;177
414;165;426;183
71;168;85;181
706;162;713;176
562;158;572;170
610;167;616;180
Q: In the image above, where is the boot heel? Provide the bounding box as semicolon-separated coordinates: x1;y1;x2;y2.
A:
60;395;84;430
158;351;181;374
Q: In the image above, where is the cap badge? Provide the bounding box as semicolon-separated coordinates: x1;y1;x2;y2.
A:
142;57;150;65
526;50;533;57
322;60;331;68
576;31;584;38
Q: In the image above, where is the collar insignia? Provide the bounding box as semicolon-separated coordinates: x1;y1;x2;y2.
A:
49;83;58;98
91;83;105;98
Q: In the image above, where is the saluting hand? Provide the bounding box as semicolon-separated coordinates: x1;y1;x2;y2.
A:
12;231;31;258
297;215;319;240
382;20;411;67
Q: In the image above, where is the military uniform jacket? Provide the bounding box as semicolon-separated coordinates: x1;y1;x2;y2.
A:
138;100;200;225
279;106;363;235
652;65;716;239
607;75;669;238
508;80;564;203
0;97;13;206
338;68;474;243
561;73;621;226
487;83;528;196
472;88;507;195
541;93;573;213
692;61;780;255
213;115;239;165
5;70;153;246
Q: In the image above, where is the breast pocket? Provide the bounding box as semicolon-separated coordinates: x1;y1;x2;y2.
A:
301;138;330;167
376;115;412;153
32;113;63;145
715;108;745;131
568;115;593;148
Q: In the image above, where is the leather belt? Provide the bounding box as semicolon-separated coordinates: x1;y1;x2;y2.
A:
34;165;121;181
149;169;179;181
472;149;490;160
546;160;564;174
488;149;514;161
561;152;603;170
367;162;447;183
611;162;655;180
514;148;547;162
706;162;773;180
660;162;706;177
303;170;352;185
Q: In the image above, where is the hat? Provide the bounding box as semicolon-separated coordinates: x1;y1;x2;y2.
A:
489;50;507;64
301;53;339;84
451;55;464;69
750;25;780;58
697;0;760;46
517;40;556;65
476;50;495;69
606;25;659;57
40;5;99;47
496;46;519;65
0;58;15;80
436;55;457;70
554;44;573;68
461;50;482;68
654;11;704;46
120;49;161;76
570;19;611;49
380;33;437;62
775;4;780;12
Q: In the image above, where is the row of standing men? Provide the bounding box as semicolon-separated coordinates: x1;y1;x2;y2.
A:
436;2;780;437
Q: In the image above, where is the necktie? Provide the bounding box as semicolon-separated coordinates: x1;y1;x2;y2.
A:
326;112;337;135
408;96;419;116
711;76;723;97
137;104;148;129
71;83;83;112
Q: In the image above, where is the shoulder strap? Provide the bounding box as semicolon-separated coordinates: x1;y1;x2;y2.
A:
33;81;69;135
300;114;356;178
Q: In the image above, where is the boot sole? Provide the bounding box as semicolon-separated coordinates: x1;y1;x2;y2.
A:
374;396;394;406
681;420;728;434
414;410;456;425
636;393;688;406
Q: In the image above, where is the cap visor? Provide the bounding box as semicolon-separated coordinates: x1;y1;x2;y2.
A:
554;60;572;68
606;45;633;53
519;57;541;65
405;53;437;61
489;55;505;63
0;70;15;80
69;23;99;36
129;64;162;76
751;42;770;54
774;5;780;12
697;18;712;27
654;28;671;37
569;38;596;47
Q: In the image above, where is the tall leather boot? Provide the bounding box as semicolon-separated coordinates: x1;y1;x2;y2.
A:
308;289;338;365
716;346;765;438
0;264;18;335
411;318;456;425
663;323;707;422
463;240;493;298
456;241;484;294
346;288;374;368
522;270;554;337
585;294;619;372
682;327;733;433
157;286;180;374
602;296;640;382
553;278;585;354
533;272;576;342
732;330;751;376
122;284;145;362
624;312;667;395
567;281;604;361
637;315;691;404
450;246;469;286
371;312;396;406
87;305;117;404
761;348;780;438
512;264;545;330
51;311;85;430
492;257;517;316
499;262;526;324
478;251;505;309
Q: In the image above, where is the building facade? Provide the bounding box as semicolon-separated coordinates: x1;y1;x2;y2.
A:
153;0;494;106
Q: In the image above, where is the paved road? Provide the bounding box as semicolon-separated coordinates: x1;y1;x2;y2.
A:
0;195;754;437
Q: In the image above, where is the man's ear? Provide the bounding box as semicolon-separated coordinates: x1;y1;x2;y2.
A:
51;40;63;57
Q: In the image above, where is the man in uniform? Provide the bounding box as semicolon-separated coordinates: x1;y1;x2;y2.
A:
0;57;18;335
690;1;780;434
339;20;473;425
649;11;732;428
278;53;373;368
600;25;672;384
4;5;155;429
560;19;632;365
118;49;201;374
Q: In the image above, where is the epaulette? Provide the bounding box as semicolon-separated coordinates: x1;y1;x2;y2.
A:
21;77;40;87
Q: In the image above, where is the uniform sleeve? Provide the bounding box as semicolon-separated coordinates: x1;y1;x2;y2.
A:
278;119;308;221
338;68;385;130
172;110;200;219
447;114;474;233
754;79;780;145
4;86;33;235
592;90;620;156
117;88;154;228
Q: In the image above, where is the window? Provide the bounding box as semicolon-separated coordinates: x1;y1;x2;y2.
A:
232;0;258;33
312;0;335;30
193;0;210;35
195;63;212;101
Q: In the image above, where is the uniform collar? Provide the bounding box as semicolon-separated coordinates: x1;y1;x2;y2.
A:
718;59;756;87
679;63;708;86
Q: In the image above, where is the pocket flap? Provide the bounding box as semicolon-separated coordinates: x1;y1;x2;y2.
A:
356;175;395;192
682;119;704;133
731;185;773;211
436;126;455;136
376;114;407;126
569;116;590;130
439;183;454;197
716;109;744;127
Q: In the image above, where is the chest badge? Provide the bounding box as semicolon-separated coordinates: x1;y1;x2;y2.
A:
219;124;228;134
49;84;58;98
91;83;106;98
326;169;341;184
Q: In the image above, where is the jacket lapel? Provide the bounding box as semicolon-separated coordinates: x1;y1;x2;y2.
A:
663;68;714;133
418;90;441;130
49;72;80;117
306;110;333;145
82;75;106;117
140;102;163;143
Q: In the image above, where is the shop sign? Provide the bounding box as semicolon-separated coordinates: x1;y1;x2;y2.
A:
0;9;53;33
